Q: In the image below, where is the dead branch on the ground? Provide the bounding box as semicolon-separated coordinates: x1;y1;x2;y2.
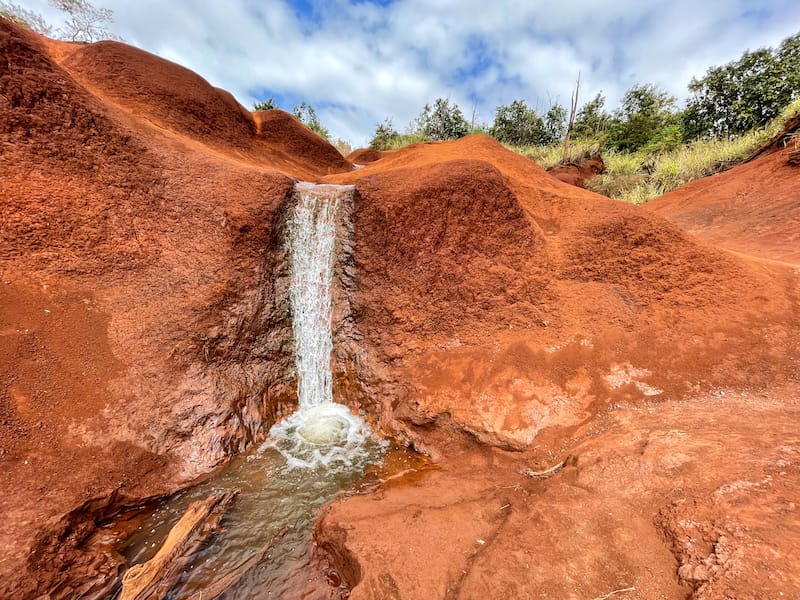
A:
119;490;239;600
593;586;636;600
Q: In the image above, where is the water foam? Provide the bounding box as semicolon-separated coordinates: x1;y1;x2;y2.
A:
263;403;378;472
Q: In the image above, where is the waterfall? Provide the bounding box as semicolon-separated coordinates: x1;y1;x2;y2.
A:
289;183;339;409
264;182;382;471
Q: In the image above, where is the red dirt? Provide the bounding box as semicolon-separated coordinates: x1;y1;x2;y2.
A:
547;154;605;188
0;20;348;597
647;145;800;265
2;20;799;599
346;147;387;164
318;137;799;596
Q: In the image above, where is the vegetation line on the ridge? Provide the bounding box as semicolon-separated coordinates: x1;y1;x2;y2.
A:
5;3;798;204
267;30;800;205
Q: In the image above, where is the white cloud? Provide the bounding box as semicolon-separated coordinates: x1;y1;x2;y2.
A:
20;0;800;146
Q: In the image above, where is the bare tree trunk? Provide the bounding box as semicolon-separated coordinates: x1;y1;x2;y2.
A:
562;72;580;164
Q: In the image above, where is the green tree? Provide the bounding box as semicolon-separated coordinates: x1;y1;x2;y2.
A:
777;32;800;96
544;102;567;144
606;84;680;151
292;101;329;139
369;118;401;150
490;100;547;145
253;98;277;111
414;98;470;141
684;31;800;139
573;93;611;139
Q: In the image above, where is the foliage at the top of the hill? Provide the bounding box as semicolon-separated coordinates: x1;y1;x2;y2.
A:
368;29;799;156
362;29;799;206
0;0;118;42
684;33;800;139
572;97;800;204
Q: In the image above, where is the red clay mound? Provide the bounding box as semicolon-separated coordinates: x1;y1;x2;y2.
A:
547;154;605;188
324;135;796;439
316;135;800;597
59;40;256;150
346;147;385;164
254;109;352;175
0;20;310;597
647;145;800;265
49;36;350;178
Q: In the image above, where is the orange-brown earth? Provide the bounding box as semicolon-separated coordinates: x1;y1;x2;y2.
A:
547;153;605;188
2;21;799;599
647;144;800;266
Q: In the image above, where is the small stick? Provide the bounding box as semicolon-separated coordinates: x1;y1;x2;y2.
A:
522;458;567;479
593;586;636;600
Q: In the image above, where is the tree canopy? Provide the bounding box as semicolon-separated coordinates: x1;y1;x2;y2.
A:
414;98;470;141
292;101;329;139
684;32;800;139
604;84;681;152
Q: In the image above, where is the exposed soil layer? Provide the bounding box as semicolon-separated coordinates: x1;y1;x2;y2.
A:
2;21;799;599
317;137;799;596
647;145;800;265
346;147;387;164
547;154;605;188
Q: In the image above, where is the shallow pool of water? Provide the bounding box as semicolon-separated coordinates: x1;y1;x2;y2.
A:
119;433;389;599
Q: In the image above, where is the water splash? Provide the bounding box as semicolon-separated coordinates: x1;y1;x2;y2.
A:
265;182;383;472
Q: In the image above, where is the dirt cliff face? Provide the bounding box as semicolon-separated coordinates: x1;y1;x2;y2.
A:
0;21;352;597
2;19;799;600
322;136;797;452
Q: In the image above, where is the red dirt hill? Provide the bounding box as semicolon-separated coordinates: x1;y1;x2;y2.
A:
0;20;349;597
2;19;799;600
346;147;387;164
647;144;800;265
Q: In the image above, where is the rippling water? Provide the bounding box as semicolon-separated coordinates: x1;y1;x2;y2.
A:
121;433;387;599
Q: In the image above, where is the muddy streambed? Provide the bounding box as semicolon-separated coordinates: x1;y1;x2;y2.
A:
113;435;423;599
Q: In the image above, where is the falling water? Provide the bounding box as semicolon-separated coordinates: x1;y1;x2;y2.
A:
264;182;382;470
288;182;339;409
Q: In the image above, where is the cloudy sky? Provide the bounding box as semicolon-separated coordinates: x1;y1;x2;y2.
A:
23;0;800;146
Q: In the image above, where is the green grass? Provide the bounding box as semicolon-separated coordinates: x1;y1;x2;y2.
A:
371;132;427;151
514;98;800;205
509;139;601;169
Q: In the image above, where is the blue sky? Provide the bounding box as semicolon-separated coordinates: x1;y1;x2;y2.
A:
22;0;800;146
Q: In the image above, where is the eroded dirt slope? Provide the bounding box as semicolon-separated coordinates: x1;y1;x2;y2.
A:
647;145;800;265
0;21;351;598
315;136;800;598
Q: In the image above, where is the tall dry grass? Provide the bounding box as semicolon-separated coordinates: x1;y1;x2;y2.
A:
512;98;800;205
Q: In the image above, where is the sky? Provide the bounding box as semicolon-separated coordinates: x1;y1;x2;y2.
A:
21;0;800;146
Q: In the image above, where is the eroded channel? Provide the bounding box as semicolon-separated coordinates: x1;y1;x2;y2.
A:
116;182;393;598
